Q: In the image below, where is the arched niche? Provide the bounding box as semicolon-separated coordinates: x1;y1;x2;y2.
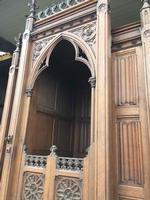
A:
25;39;93;158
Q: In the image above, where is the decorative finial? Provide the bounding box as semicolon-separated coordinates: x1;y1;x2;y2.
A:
50;145;57;156
26;0;39;18
141;0;150;9
14;33;22;52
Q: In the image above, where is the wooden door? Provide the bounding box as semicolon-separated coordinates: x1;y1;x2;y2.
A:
112;46;149;200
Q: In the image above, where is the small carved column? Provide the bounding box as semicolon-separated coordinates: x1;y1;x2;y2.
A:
140;0;150;199
94;0;112;199
0;1;37;200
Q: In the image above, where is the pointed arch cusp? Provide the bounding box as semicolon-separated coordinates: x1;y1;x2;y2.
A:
28;32;96;89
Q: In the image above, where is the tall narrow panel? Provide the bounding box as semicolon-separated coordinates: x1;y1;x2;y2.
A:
114;51;139;106
117;119;144;186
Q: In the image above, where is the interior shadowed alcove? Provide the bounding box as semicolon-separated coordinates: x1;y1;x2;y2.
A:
25;40;91;158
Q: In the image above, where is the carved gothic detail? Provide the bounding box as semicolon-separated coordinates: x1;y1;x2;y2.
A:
32;36;55;60
70;22;96;53
22;172;44;200
55;177;82;200
25;154;47;167
27;0;38;18
37;0;86;20
88;77;96;88
57;157;84;171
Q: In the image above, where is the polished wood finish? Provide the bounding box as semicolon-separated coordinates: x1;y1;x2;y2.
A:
0;0;150;200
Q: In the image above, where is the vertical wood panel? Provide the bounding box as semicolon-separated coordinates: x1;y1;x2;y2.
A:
117;119;144;186
114;52;139;106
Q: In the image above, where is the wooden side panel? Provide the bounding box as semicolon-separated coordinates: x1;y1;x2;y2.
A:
117;119;144;186
112;48;145;199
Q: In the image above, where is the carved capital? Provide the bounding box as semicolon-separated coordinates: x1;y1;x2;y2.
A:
89;77;96;88
25;88;33;97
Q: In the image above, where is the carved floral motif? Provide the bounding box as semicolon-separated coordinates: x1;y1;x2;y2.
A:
22;172;44;200
56;177;81;200
70;22;96;53
33;36;55;60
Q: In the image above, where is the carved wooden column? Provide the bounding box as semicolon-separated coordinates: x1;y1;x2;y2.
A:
0;1;37;199
140;0;150;199
94;0;112;199
0;34;22;171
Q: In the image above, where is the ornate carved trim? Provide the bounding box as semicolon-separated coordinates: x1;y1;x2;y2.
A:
36;0;86;21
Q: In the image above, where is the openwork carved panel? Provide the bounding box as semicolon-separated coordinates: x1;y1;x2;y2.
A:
117;119;144;186
55;177;82;200
22;172;45;200
57;157;83;171
25;154;47;168
70;22;96;53
113;51;139;106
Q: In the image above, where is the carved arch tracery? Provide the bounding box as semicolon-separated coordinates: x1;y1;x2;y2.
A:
28;32;96;90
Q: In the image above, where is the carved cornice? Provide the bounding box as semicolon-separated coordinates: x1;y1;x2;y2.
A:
36;0;86;21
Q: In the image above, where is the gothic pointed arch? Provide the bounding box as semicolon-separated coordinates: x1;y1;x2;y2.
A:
27;32;96;90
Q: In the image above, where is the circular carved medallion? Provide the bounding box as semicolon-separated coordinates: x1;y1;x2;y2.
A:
56;178;81;200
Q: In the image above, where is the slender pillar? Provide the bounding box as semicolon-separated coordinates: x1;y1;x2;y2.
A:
141;0;150;140
140;0;150;199
0;1;37;199
0;34;22;170
95;0;112;199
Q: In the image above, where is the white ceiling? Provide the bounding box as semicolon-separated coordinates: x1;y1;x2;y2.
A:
0;0;141;44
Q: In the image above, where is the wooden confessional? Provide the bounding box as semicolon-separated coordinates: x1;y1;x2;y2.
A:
1;0;150;200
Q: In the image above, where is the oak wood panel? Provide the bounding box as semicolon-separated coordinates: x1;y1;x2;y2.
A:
112;48;145;199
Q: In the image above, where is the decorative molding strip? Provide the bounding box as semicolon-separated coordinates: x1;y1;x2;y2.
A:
25;154;47;168
36;0;87;21
57;157;84;171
